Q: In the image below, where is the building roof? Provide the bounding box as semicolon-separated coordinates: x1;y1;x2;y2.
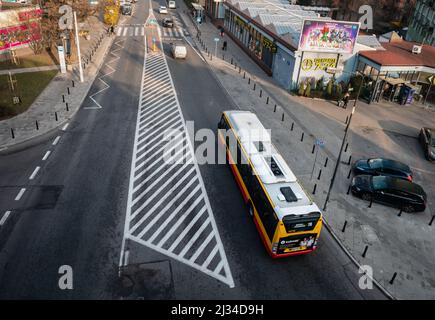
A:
357;35;384;50
359;40;435;68
225;0;331;50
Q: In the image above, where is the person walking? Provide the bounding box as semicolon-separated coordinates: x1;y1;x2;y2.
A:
222;40;227;51
342;92;350;109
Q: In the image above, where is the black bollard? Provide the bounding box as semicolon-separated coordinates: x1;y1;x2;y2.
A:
398;208;403;217
55;112;58;121
312;184;317;195
66;102;69;112
67;87;70;95
345;115;349;124
72;80;75;88
344;142;349;153
281;113;284;122
324;157;328;167
347;155;352;165
341;221;347;233
248;78;251;84
36;120;39;130
317;169;322;180
362;245;368;258
347;168;352;179
62;95;65;103
243;72;246;79
311;145;315;154
11;128;14;139
389;272;397;285
266;97;269;104
291;122;294;131
347;184;351;195
260;89;262;97
274;104;276;112
301;132;304;142
429;215;435;226
368;197;373;208
253;83;256;91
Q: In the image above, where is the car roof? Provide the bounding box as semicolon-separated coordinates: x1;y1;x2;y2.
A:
373;158;411;172
376;176;425;195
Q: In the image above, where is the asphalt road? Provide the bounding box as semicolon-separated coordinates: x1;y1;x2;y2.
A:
0;0;387;299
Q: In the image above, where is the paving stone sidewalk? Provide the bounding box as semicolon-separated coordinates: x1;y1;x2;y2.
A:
179;3;435;300
0;16;115;150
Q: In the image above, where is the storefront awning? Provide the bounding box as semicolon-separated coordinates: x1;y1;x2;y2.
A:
191;3;204;11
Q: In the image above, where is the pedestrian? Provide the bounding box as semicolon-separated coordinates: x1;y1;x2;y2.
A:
222;40;227;51
110;25;115;36
343;92;350;109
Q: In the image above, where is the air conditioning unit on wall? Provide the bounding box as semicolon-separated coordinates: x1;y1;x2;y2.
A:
412;45;422;54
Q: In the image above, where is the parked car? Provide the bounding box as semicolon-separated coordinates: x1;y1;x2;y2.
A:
168;0;176;9
159;6;168;14
171;43;187;59
353;158;413;181
121;4;132;15
162;17;174;28
351;175;427;212
419;127;435;161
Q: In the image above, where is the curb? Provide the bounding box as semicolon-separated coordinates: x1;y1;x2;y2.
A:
0;32;115;152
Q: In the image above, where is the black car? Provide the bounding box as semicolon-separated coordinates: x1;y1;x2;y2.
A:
121;4;132;15
419;127;435;161
162;18;174;28
353;158;413;181
351;175;427;212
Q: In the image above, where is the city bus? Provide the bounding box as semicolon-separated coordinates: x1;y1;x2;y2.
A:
218;110;323;257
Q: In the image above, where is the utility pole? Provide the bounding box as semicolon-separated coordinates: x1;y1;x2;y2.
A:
73;11;84;83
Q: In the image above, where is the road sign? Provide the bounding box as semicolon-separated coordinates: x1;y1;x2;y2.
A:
315;139;325;147
214;37;220;42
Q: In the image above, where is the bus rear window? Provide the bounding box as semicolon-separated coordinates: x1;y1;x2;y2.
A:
282;212;320;233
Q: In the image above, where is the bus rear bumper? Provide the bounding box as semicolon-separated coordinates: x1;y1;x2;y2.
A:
270;247;317;258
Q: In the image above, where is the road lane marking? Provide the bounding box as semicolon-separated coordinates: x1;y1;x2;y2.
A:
42;151;51;161
0;211;11;226
15;188;26;201
62;123;69;131
29;166;41;180
52;136;61;146
120;13;234;287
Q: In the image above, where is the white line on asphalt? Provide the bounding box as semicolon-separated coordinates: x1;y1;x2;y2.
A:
135;27;139;36
15;188;26;201
123;27;128;37
178;218;210;258
52;136;61;146
42;150;51;161
62;123;69;131
202;245;219;269
167;206;206;251
0;211;11;226
29;166;40;180
189;231;214;263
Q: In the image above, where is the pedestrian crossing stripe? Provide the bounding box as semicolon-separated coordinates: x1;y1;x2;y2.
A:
116;26;146;37
121;30;234;288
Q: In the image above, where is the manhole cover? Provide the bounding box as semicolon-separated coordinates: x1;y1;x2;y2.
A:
118;260;175;299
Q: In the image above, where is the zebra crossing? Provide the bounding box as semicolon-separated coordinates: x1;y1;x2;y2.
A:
161;27;187;39
116;25;145;37
121;36;234;288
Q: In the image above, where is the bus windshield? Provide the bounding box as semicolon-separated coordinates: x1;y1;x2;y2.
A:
282;212;320;233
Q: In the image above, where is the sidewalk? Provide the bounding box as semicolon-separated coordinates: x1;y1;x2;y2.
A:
179;3;435;300
0;16;115;150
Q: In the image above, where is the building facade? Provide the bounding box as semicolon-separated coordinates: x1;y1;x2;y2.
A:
406;0;435;46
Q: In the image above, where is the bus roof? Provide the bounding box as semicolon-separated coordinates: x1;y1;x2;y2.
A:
224;110;320;218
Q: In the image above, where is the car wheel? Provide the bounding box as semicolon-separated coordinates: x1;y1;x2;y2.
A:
403;205;415;213
361;193;371;201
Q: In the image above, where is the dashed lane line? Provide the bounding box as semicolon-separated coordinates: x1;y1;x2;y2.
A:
29;166;40;180
15;188;26;201
0;211;11;226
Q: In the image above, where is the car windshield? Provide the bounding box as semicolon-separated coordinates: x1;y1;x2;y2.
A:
368;158;382;169
372;176;388;190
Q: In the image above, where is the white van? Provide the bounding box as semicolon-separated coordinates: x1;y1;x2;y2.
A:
171;43;187;59
168;0;176;9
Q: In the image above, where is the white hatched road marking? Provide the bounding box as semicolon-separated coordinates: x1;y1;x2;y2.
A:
0;211;11;226
85;40;125;110
120;8;234;288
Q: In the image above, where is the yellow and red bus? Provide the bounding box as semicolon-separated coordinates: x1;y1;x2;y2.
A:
218;110;323;258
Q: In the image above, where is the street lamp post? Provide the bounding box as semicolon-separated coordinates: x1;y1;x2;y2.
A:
322;70;365;211
73;11;84;83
